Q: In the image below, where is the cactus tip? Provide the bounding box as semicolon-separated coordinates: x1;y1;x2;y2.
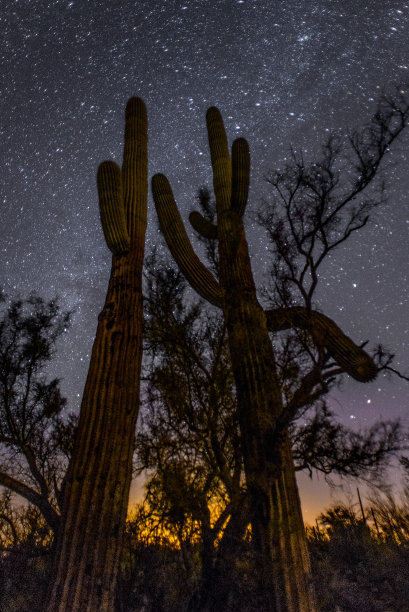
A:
125;97;147;119
233;137;249;150
206;106;223;122
152;173;170;193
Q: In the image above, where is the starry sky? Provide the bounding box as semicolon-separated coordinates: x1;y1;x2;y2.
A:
2;0;409;521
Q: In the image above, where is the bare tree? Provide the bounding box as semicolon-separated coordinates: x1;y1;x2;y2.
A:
291;403;402;481
260;90;409;310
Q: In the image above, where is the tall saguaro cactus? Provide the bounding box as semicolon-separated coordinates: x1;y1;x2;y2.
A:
45;98;147;612
152;108;377;611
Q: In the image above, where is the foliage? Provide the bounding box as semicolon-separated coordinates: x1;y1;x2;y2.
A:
139;254;403;527
3;489;409;611
139;256;242;544
115;509;194;612
0;492;53;612
309;498;409;611
291;402;403;482
0;291;72;531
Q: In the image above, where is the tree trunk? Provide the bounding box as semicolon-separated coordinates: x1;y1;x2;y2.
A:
186;526;216;612
210;497;252;611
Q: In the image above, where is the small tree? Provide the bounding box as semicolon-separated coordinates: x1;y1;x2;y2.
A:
0;491;55;612
0;291;71;533
139;259;245;610
309;499;409;611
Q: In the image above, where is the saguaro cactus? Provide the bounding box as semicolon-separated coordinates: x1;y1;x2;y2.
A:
45;98;147;612
152;107;376;611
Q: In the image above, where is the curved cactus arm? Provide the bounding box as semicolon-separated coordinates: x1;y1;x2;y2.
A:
206;107;232;214
122;97;148;243
265;307;378;382
152;173;224;308
97;161;130;254
189;211;218;239
231;138;250;217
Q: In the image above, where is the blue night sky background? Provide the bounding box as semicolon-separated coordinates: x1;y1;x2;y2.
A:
2;0;409;520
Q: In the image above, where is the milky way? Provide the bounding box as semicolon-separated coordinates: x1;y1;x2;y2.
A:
2;0;409;518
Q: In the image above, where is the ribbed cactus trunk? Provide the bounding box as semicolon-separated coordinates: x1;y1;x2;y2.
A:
251;435;314;611
45;98;147;612
152;108;316;611
208;110;315;611
224;308;314;610
152;106;377;611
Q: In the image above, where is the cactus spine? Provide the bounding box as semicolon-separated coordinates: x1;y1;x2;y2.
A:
45;98;147;612
152;107;377;611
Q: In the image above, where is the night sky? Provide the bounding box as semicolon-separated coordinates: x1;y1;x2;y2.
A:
2;0;409;521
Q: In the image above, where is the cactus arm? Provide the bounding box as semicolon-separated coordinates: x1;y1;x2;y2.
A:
231;138;250;217
264;307;378;382
189;211;218;239
152;173;223;308
122;97;148;243
206;107;232;213
97;161;130;254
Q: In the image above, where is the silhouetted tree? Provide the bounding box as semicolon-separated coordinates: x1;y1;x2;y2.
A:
0;491;54;612
139;258;245;610
291;403;402;482
309;499;409;611
0;291;71;533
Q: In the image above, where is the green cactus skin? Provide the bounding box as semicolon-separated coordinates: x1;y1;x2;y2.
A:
265;307;378;382
98;161;130;253
152;173;223;307
231;137;250;216
152;106;378;612
45;98;147;612
189;210;218;239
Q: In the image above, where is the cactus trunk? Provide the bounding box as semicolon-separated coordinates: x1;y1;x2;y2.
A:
251;435;315;611
153;105;377;611
152;107;316;611
45;98;147;611
218;207;316;611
